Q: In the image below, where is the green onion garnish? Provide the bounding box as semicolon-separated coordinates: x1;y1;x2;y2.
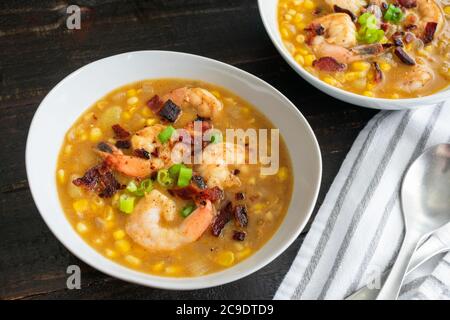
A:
180;202;196;217
126;181;138;193
157;169;175;187
357;12;385;44
158;125;176;144
168;163;184;178
119;194;135;214
383;4;403;24
126;179;152;196
210;132;222;144
177;166;193;187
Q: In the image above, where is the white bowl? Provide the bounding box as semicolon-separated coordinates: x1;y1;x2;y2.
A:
26;51;321;290
258;0;449;110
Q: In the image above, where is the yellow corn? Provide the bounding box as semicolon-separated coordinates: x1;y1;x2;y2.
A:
127;96;139;106
297;47;309;55
126;89;137;97
122;111;131;120
303;0;315;9
280;28;290;38
141;107;153;117
165;265;184;276
304;55;315;67
93;237;103;245
323;76;338;86
57;169;66;184
115;239;131;253
252;203;265;213
366;82;376;90
425;45;433;52
294;54;305;65
344;72;360;82
113;229;126;240
379;62;391;72
363;91;375;97
73;199;89;212
215;251;235;267
89;127;102;142
64;144;73;155
97;101;108;109
105;248;118;258
277;166;288;181
146;118;158;126
284;14;292;21
235;248;252;260
390;93;400;99
80;133;88;141
445;6;450;15
124;255;141;267
151;261;165;273
76;222;88;233
295;34;305;44
351;61;371;72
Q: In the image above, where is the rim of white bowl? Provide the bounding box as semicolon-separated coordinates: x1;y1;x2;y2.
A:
257;0;449;110
25;50;322;290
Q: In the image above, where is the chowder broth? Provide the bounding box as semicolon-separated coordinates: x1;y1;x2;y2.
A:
278;0;449;98
56;79;293;277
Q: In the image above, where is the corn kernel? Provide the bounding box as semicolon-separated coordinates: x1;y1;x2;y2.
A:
151;261;165;273
97;101;108;109
295;21;306;30
390;93;400;99
236;248;252;260
115;239;131;253
165;265;184;275
105;248;118;258
323;76;337;86
215;251;235;267
211;90;221;98
344;72;360;82
89;127;102;142
93;237;103;245
293;13;304;23
124;255;141;267
351;61;371;72
122;111;131;120
417;49;428;57
294;54;305;65
80;133;88;141
295;35;305;44
280;28;290;38
146;118;158;126
126;89;137;97
76;222;88;233
113;229;126;240
127;96;139;106
57;169;66;184
303;0;315;9
277;166;288;181
445;6;450;15
366;81;377;90
252;203;265;213
297;47;309;55
304;55;315;67
363;91;374;97
141;107;153;117
379;62;391;72
284;14;292;21
73;199;89;212
425;45;433;52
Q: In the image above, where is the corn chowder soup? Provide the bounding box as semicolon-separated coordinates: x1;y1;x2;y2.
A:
56;79;293;277
278;0;449;98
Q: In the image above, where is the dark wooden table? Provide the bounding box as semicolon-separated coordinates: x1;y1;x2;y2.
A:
0;0;377;300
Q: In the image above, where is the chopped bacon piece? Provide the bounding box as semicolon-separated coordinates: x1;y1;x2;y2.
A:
158;99;181;122
197;186;224;203
72;163;123;198
372;62;384;83
404;32;414;44
133;148;150;159
115;140;131;149
422;22;437;44
111;124;130;139
394;47;416;65
333;5;357;21
312;57;347;72
234;205;248;228
233;231;246;241
381;23;389;32
212;202;233;237
146;95;164;112
235;192;245;201
397;0;417;8
404;24;417;31
169;181;223;203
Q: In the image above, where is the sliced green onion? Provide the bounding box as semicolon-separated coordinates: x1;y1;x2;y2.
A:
180;202;196;217
126;181;138;193
177;166;193;187
383;4;403;24
157;169;174;187
358;27;385;44
135;179;153;196
119;194;135;214
168;163;184;178
210;132;222;144
158;125;176;144
358;13;377;29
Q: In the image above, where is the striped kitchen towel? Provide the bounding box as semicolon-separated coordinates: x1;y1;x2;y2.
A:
275;101;450;300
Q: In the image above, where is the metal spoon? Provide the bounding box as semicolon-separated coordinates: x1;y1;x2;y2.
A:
347;221;450;300
376;143;450;300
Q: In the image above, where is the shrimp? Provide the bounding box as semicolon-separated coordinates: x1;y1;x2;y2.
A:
126;190;214;251
413;0;445;37
162;87;223;119
196;142;245;189
325;0;367;14
308;13;385;64
396;63;433;93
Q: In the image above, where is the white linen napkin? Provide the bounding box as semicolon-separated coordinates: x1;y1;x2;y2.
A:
275;101;450;300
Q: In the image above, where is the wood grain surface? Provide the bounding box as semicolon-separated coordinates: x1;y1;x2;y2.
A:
0;0;377;300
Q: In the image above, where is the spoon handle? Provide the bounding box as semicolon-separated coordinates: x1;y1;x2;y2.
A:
376;232;420;300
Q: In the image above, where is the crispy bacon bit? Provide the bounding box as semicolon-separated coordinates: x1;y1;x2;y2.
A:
372;62;384;83
147;95;164;112
394;47;416;65
233;169;240;176
392;32;404;47
235;192;245;201
312;57;347;72
115;140;131;149
313;7;323;15
404;32;414;44
382;43;394;49
212;202;233;237
151;148;159;158
158;99;181;122
169;184;200;200
72;163;123;198
233;231;246;241
234;205;248;228
192;175;207;190
333;5;357;21
133;148;150;159
111;124;130;139
397;0;417;8
381;23;389;32
97;142;113;153
422;22;437;44
404;24;417;31
197;186;224;203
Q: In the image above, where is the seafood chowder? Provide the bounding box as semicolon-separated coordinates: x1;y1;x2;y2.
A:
56;79;293;277
278;0;449;98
